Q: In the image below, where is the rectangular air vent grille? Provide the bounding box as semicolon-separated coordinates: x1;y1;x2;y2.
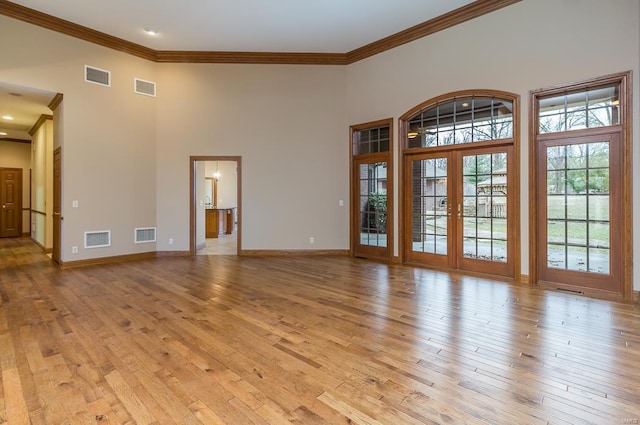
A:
85;65;111;87
134;78;156;97
84;230;111;248
135;227;156;243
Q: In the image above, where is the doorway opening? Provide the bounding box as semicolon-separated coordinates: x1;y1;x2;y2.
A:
0;81;61;262
189;156;241;256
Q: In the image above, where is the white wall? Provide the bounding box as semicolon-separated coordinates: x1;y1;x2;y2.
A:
30;119;53;247
155;64;348;251
0;15;158;261
0;140;31;234
345;0;640;289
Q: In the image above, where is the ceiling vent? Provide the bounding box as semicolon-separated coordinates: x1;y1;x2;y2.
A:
85;65;111;87
84;230;111;248
135;227;156;243
134;78;156;97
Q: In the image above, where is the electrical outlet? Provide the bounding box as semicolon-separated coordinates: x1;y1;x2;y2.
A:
71;246;78;254
72;200;78;208
309;237;315;244
168;238;174;245
339;199;344;207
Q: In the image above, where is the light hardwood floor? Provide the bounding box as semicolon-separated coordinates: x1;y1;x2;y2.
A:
197;233;237;256
1;237;639;424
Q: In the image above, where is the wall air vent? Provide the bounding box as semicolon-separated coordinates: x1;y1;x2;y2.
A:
134;78;156;97
84;230;111;248
84;65;111;87
135;227;156;243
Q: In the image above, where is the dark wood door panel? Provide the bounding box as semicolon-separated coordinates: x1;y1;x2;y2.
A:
0;168;22;238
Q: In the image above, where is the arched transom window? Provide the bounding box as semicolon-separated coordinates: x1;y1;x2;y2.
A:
406;96;514;149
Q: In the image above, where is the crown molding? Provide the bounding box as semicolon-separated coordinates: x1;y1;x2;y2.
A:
0;137;31;144
155;51;347;65
47;93;64;111
0;0;519;65
0;0;156;61
346;0;521;64
28;114;53;136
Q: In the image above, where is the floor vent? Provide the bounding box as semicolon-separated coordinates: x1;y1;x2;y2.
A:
134;78;156;97
135;227;156;243
556;288;584;295
84;230;111;248
85;65;111;87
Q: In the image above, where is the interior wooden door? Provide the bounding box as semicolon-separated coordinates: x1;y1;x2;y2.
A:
52;148;62;263
0;168;22;238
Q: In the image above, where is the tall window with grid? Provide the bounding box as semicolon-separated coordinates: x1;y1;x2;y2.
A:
351;119;393;261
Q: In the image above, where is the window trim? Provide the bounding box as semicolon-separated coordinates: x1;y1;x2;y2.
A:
350;118;394;262
529;71;633;300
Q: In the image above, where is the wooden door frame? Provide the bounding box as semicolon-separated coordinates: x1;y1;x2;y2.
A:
189;156;242;256
0;167;22;238
351;156;393;262
52;147;62;264
529;71;633;300
349;118;394;263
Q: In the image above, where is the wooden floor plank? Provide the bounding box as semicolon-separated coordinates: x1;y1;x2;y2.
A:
1;237;639;424
104;370;156;425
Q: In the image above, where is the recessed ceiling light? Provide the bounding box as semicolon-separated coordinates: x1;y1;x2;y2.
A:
0;132;7;136
461;102;470;108
2;115;14;120
144;29;158;36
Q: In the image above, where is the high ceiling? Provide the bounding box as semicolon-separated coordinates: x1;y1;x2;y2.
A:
6;0;475;52
1;0;485;141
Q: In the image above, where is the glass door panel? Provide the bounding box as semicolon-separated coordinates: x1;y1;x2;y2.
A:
406;155;451;267
354;160;389;259
457;148;511;276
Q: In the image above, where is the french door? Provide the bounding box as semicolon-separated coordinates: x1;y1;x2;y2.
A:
405;146;514;276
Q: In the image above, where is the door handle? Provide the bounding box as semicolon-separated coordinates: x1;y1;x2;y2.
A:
457;204;462;219
447;203;452;218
